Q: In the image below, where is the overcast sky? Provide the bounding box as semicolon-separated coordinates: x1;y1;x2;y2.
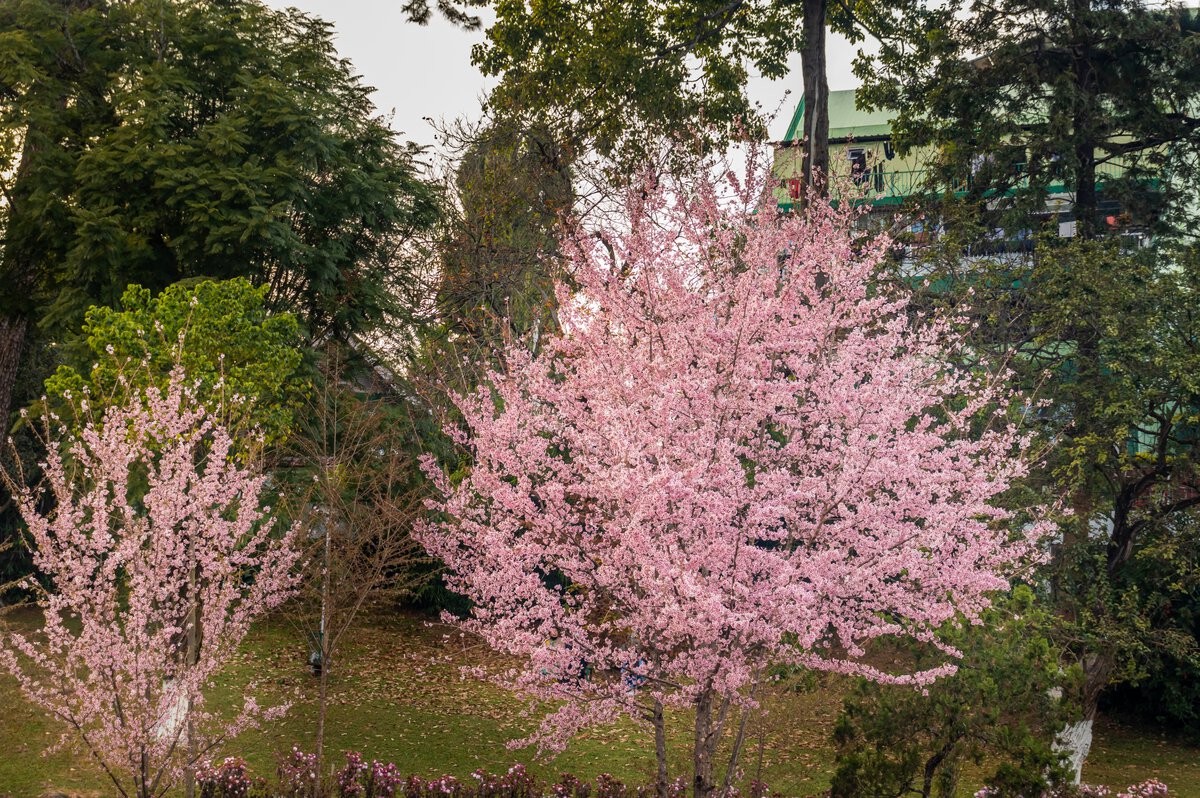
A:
261;0;869;155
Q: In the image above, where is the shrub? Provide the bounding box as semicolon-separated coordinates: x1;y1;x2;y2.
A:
831;588;1073;798
278;747;320;798
197;754;727;798
336;752;404;798
975;779;1171;798
197;758;265;798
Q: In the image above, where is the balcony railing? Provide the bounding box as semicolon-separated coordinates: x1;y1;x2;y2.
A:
796;161;1133;202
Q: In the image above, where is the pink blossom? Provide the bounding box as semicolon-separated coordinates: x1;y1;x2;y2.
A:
419;161;1048;791
1;367;299;798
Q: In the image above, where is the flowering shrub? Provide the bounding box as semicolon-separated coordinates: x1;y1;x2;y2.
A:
194;752;1165;798
0;369;298;798
278;746;320;798
197;757;264;798
1120;782;1171;798
975;779;1170;798
336;751;404;798
1073;781;1170;798
549;774;585;798
333;748;403;792
196;754;740;798
338;752;369;797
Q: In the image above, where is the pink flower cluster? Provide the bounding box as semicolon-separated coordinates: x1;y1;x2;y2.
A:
589;773;688;798
188;752;757;798
975;780;1170;798
1086;781;1170;798
277;745;320;798
196;757;262;798
337;751;403;798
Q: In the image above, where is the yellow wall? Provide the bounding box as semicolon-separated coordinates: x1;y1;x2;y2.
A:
771;139;936;207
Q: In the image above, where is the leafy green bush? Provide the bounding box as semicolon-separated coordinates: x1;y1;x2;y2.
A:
831;587;1075;798
44;278;309;446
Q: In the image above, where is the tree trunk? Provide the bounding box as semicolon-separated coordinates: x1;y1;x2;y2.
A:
141;749;151;798
0;9;82;429
1055;651;1110;783
1069;0;1099;239
753;698;766;786
0;315;27;432
653;699;669;798
317;644;330;780
1073;137;1097;239
692;688;716;798
1056;717;1093;786
183;563;201;798
0;0;104;428
0;124;44;429
800;0;830;199
720;703;754;796
920;739;957;798
315;513;332;777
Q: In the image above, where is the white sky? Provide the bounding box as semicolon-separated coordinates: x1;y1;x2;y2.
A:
261;0;868;154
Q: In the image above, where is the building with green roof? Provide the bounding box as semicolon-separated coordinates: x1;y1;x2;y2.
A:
774;89;930;209
773;88;1183;469
782;91;894;143
772;88;1141;227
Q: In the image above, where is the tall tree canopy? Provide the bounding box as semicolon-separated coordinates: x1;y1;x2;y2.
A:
404;0;884;189
431;122;573;382
857;0;1200;772
857;0;1200;239
0;0;440;426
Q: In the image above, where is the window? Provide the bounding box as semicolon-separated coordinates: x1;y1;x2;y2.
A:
847;148;868;185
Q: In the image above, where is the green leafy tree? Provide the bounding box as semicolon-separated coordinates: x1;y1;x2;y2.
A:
900;230;1200;776
0;0;439;428
859;2;1200;768
1100;513;1200;738
856;0;1200;239
404;0;897;190
429;122;573;383
44;278;309;448
831;587;1075;798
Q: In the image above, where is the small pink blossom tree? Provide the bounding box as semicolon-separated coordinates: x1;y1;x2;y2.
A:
420;164;1046;798
1;368;299;798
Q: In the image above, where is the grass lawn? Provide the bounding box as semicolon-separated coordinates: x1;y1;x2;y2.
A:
1;608;1197;797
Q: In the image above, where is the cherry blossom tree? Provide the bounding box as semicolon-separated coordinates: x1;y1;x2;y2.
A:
0;368;299;798
419;162;1048;798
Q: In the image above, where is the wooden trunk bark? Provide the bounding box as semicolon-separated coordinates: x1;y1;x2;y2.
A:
1069;0;1099;239
692;688;715;798
1056;652;1111;783
800;0;830;199
316;647;329;781
654;699;669;798
0;315;27;432
182;563;201;798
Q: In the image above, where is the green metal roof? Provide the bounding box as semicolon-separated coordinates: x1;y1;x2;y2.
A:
782;89;895;143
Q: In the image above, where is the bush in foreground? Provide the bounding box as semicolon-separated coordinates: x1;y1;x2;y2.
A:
197;755;753;798
976;778;1170;798
196;751;1170;798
